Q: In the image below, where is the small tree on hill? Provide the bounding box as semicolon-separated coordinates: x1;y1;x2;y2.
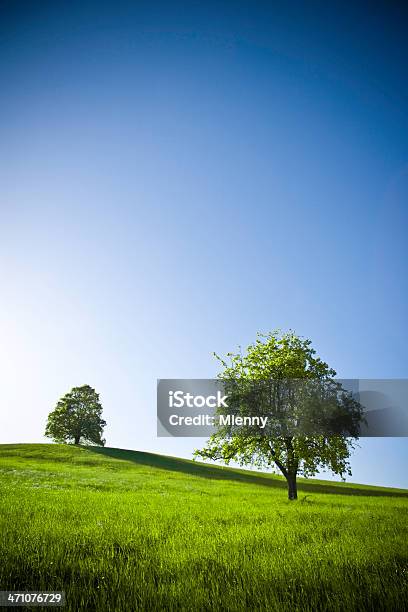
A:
194;331;362;500
45;385;106;446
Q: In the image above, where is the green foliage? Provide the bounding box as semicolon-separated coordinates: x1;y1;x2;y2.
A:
214;330;337;381
0;444;406;611
45;385;106;446
195;331;361;499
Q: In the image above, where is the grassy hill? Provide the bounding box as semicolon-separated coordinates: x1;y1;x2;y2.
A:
0;444;407;611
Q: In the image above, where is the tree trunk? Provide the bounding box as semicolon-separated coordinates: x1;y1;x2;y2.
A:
74;435;80;445
269;439;298;500
287;473;297;500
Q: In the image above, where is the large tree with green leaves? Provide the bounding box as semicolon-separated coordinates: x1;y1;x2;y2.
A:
45;385;106;446
194;331;362;500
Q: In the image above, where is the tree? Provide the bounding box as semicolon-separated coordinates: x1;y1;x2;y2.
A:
194;331;363;500
45;385;106;446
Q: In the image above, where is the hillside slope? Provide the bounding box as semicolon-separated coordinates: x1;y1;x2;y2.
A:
0;444;407;611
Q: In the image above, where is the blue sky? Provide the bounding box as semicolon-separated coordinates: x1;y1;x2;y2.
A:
1;0;407;487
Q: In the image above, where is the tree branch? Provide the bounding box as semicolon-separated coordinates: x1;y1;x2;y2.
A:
268;441;288;479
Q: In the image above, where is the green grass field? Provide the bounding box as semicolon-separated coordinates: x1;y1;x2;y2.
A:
0;444;407;611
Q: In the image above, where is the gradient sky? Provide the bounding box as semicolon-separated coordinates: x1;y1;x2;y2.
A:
1;0;407;487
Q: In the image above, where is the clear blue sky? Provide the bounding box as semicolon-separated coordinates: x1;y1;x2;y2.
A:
1;0;407;487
